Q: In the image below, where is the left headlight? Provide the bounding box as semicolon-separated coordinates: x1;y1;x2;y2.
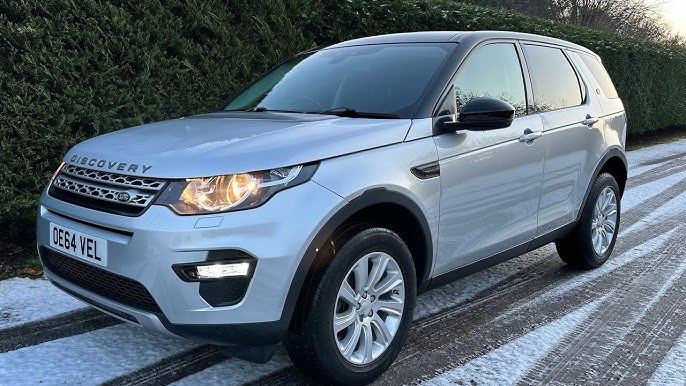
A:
154;163;318;215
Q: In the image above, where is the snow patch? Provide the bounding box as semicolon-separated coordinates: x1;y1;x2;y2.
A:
626;139;686;166
622;169;686;211
518;229;676;308
0;277;85;329
628;160;670;179
623;190;686;235
0;324;196;385
422;298;603;386
649;330;686;386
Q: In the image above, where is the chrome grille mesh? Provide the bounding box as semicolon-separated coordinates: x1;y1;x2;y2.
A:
61;164;165;190
51;164;166;212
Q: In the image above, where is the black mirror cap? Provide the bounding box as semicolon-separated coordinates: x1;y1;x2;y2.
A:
443;98;515;132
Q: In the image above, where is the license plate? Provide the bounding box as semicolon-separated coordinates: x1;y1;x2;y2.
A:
49;222;108;266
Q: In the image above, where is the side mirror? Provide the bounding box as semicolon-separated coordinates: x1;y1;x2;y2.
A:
443;98;515;132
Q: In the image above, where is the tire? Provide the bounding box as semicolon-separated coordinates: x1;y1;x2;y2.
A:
285;227;417;385
556;172;621;269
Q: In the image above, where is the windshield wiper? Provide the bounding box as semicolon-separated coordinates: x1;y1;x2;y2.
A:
315;107;399;119
245;106;305;113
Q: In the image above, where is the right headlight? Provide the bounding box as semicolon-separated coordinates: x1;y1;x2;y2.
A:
154;163;318;215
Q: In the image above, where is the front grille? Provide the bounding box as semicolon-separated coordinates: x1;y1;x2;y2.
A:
40;247;162;314
49;164;166;216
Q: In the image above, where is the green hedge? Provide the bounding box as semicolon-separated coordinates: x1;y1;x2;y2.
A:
1;0;685;247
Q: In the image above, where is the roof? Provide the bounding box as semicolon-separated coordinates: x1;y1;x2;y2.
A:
327;31;595;55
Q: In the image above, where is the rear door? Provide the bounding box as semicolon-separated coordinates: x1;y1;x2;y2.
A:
521;44;605;235
433;42;545;275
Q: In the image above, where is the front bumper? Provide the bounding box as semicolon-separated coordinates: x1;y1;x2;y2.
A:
36;180;344;345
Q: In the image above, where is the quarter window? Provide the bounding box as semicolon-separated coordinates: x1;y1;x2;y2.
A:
450;43;528;117
578;53;619;99
523;45;583;112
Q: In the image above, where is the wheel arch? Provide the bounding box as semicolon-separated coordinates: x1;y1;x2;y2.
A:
282;188;434;329
577;147;628;222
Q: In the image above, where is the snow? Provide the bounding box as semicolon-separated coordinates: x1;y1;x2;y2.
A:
414;245;555;319
422;298;604;386
0;277;85;329
506;228;676;314
623;189;686;235
649;331;686;386
625;139;686;166
622;168;686;211
0;324;196;385
171;346;291;386
628;160;670;179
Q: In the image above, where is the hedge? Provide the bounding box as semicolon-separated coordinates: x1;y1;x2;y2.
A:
1;0;685;247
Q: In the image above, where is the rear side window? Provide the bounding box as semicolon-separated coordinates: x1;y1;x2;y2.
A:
452;43;528;117
523;45;583;112
578;53;619;99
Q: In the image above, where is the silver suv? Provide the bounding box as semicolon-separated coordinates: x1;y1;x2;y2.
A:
37;31;627;384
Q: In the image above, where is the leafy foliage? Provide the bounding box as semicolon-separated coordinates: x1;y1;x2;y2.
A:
1;0;685;247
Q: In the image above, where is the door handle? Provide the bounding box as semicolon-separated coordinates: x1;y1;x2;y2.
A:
582;114;599;127
519;130;543;143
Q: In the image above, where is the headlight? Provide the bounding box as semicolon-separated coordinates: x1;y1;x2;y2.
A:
154;163;318;215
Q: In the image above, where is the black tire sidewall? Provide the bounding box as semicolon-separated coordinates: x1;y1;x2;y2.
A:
578;173;622;267
302;228;417;385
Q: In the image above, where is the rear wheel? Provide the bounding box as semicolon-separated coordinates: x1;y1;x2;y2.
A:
556;173;621;269
285;227;416;385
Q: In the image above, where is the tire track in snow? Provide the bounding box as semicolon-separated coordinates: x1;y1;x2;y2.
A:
0;308;121;354
625;155;686;191
518;226;686;385
102;345;225;386
422;297;606;386
599;255;686;385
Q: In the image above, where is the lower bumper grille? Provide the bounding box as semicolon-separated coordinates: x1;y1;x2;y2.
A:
40;247;162;314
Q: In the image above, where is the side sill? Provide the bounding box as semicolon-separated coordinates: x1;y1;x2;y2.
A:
426;221;577;291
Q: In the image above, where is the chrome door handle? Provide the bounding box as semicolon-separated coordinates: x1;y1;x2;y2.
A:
582;115;599;127
519;131;543;143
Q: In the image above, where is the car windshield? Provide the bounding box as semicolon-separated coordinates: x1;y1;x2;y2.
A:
222;43;456;118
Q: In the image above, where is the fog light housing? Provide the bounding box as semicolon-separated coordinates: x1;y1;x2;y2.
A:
173;251;256;282
195;263;250;279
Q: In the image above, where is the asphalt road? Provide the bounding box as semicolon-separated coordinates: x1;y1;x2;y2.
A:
1;140;685;385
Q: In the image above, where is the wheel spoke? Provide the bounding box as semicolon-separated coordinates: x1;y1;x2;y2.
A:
362;324;373;362
353;255;369;294
374;270;402;296
338;281;358;306
334;309;357;333
340;321;362;358
604;222;615;234
593;229;603;252
371;314;392;347
366;253;390;289
375;299;403;316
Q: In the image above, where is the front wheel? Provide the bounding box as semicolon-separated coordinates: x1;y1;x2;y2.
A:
556;172;621;269
285;227;416;385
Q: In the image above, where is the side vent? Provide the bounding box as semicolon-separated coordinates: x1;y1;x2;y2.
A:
411;161;440;179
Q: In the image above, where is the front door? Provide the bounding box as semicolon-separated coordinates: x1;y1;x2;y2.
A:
433;42;545;275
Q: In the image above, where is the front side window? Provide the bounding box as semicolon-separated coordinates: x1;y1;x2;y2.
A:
524;45;584;112
222;43;455;118
449;43;528;117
